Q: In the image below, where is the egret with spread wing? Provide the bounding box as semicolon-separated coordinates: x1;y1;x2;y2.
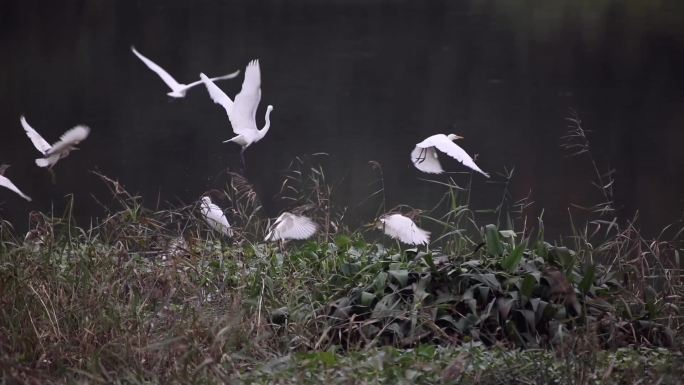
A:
411;134;489;177
21;115;90;169
377;213;430;246
131;46;240;98
0;164;31;201
200;59;274;166
264;212;317;242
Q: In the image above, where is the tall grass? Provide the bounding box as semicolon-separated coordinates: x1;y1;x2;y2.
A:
0;115;681;384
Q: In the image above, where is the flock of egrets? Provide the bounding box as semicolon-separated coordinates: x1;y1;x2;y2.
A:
0;47;490;246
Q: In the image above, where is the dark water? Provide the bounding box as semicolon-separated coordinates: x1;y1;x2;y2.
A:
1;1;683;238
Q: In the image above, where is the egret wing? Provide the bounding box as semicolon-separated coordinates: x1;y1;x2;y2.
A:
382;214;430;245
21;116;52;155
279;214;317;240
131;47;183;91
202;200;232;236
411;145;444;174
429;136;490;178
47;125;90;156
229;59;262;134
200;73;233;116
0;175;31;201
185;70;240;89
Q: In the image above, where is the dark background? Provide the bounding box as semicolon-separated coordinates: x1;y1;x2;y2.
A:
1;0;683;238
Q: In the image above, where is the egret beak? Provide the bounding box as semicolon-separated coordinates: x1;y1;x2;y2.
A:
453;135;464;140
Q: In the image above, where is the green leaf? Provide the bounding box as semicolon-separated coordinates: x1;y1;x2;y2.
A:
373;272;388;295
422;253;436;271
389;270;409;287
578;264;596;295
501;243;525;273
519;274;537;298
485;224;504;256
360;291;376;307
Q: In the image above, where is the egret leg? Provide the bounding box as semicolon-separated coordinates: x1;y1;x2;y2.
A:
240;149;248;173
48;168;57;185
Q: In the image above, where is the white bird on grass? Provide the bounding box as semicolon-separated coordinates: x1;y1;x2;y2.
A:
411;134;489;177
21;116;90;169
265;212;318;242
200;196;232;237
377;213;430;246
0;164;31;201
200;59;274;166
131;46;240;98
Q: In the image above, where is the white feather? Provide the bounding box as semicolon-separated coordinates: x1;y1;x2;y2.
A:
264;212;318;241
200;59;274;149
21;116;90;168
132;46;239;98
200;197;232;237
0;174;31;201
412;134;489;177
379;214;430;246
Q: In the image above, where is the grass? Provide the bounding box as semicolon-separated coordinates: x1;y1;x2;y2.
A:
0;119;682;384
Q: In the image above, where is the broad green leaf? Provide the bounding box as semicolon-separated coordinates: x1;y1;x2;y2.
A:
484;224;504;256
519;274;537;298
501;243;525;273
360;291;376;307
389;269;409;287
578;264;596;294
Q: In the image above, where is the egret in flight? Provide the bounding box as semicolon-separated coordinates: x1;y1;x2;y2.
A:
0;164;31;201
21;116;90;168
200;59;274;166
131;46;240;98
264;212;317;242
377;213;430;246
411;134;489;177
200;196;232;237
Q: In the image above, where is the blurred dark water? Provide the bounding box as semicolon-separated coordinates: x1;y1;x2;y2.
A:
0;0;683;238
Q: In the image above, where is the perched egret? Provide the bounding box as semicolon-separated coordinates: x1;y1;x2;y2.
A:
264;212;317;242
0;164;31;201
131;46;240;98
411;134;489;177
200;59;274;165
200;196;232;237
377;213;430;246
21;116;90;168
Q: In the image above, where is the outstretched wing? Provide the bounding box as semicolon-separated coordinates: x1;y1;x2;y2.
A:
229;59;262;134
47;125;90;156
381;214;430;245
0;175;31;201
20;116;52;155
410;145;444;174
200;73;233;116
427;135;489;178
131;46;183;91
266;212;317;241
185;70;240;89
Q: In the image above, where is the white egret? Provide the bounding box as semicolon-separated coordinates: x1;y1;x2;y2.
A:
131;46;240;98
21;116;90;168
264;212;317;242
0;164;31;201
200;59;274;165
200;196;232;237
411;134;489;177
377;213;430;246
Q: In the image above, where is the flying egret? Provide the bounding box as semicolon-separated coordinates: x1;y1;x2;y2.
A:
264;212;318;242
411;134;489;177
131;46;240;98
21;116;90;168
0;164;31;201
200;59;274;166
377;213;430;246
200;196;232;237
